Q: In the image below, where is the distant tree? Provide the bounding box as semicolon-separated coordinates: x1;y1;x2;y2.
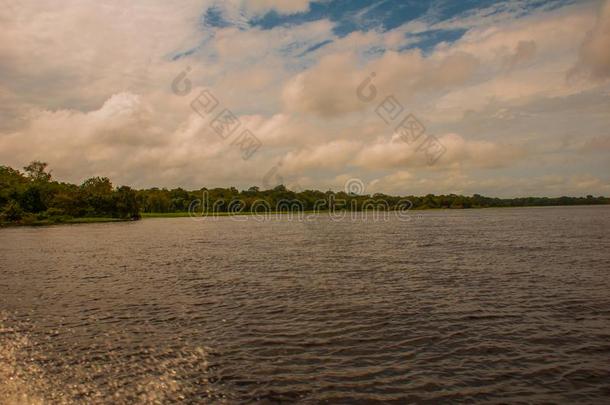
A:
23;161;52;182
19;184;46;213
0;166;27;207
2;161;610;224
51;187;85;217
145;191;171;212
1;201;24;221
0;165;27;185
81;177;114;216
114;186;140;219
81;177;113;195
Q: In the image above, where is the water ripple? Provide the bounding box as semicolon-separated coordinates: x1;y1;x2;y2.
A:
1;206;610;403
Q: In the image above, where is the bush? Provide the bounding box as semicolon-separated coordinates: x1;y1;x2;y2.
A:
20;213;38;225
49;215;73;223
45;207;65;217
1;201;24;222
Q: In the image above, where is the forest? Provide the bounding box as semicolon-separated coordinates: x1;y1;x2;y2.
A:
1;162;609;225
0;162;140;225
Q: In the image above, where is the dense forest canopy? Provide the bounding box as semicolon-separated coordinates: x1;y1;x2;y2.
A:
1;162;609;225
0;162;140;224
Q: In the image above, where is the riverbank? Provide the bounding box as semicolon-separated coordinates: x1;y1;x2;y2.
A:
141;203;610;218
4;204;609;226
141;211;320;218
0;217;132;227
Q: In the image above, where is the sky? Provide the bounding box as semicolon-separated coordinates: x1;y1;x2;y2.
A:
1;0;609;197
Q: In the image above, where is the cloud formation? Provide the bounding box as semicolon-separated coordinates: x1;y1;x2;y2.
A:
0;0;609;197
574;0;610;79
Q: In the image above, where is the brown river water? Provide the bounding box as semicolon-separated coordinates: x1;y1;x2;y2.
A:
1;206;610;403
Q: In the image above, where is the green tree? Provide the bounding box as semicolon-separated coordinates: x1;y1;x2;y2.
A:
114;186;140;219
81;177;114;216
1;201;24;221
19;184;47;213
23;161;52;182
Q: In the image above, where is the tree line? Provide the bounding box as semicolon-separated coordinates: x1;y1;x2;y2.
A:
0;162;140;224
1;161;609;225
136;185;609;213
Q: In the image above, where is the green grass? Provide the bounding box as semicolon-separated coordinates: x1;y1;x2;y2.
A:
141;204;607;219
141;211;321;218
5;204;603;227
63;217;129;224
141;212;193;218
1;217;131;227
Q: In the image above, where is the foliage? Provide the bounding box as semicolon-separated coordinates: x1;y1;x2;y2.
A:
0;163;140;224
134;186;610;213
1;162;609;225
23;161;52;182
1;201;24;222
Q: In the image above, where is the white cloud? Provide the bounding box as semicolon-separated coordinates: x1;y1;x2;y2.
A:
282;49;479;118
572;0;610;79
0;0;609;197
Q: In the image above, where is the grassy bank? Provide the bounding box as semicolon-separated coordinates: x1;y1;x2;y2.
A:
141;212;193;218
141;211;322;218
141;203;610;219
5;204;609;226
1;217;131;227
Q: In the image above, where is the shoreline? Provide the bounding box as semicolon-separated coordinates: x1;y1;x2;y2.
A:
2;204;608;227
142;203;610;218
0;217;132;228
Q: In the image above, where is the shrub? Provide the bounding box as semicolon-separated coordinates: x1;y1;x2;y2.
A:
1;201;24;222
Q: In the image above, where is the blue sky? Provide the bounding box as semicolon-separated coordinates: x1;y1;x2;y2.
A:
1;0;609;196
205;0;576;51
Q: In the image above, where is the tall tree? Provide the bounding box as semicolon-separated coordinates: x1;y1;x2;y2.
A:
23;161;52;182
